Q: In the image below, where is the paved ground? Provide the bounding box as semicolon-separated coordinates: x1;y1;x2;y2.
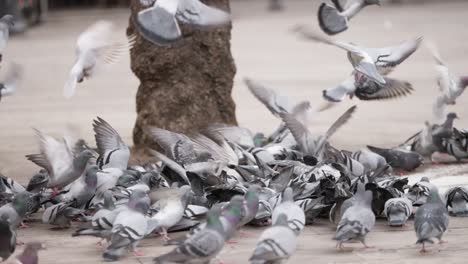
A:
1;0;468;263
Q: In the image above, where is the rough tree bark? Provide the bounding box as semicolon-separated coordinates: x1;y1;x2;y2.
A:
127;0;237;152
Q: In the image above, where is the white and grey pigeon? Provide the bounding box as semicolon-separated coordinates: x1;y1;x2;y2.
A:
427;43;468;123
0;15;14;63
103;195;150;261
153;207;226;264
135;0;231;46
295;27;421;103
93;117;130;170
445;186;468;216
351;148;388;172
26;130;94;191
318;0;380;35
414;187;449;253
271;187;305;236
64;20;135;98
249;213;297;264
384;197;412;227
54;165;99;209
0;63;22;101
335;189;375;249
42;201;82;229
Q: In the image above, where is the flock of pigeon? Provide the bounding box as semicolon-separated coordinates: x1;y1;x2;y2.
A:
0;0;468;263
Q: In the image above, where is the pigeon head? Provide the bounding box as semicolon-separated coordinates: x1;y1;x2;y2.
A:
73;150;94;169
84;166;99;187
0;15;14;27
132;198;150;214
282;187;294;202
103;190;115;210
206;208;223;233
129;189;149;203
253;133;267;147
446;112;459;120
223;196;244;224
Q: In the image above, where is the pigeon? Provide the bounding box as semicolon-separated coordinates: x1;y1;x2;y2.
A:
54;165;99;208
384;197;412;226
441;131;468;161
281;105;357;160
351;148;388;171
135;0;231;46
13;242;46;264
0;15;14;63
103;196;150;261
64;20;135;98
42;201;82;229
0;215;15;262
93;117;130;170
238;185;261;227
445;186;468;216
427;42;468;123
0;63;22;101
406;176;436;206
367;145;423;171
26;129;94;190
26;170;49;193
318;0;381;35
0;192;32;228
335;190;375;249
147;185;192;240
153;207;226;264
414;187;449;253
272;187;305;235
249;213;297;264
407;121;438;159
295;27;421;102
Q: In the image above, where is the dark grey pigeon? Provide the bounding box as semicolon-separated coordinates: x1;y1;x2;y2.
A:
414;188;449;253
335;190;375;249
0;215;15;262
318;0;380;35
26;170;49;193
445;186;468;216
367;145;423;171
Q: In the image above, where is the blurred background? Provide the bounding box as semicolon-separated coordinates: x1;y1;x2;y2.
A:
0;0;467;183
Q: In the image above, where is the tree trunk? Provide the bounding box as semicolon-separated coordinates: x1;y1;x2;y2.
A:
127;0;237;152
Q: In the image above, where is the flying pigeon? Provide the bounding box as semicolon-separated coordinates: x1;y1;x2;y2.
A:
445;186;468;216
26;129;94;190
272;187;305;235
384;197;412;226
93;117;130;170
153;208;226;264
414;187;449;253
103;195;150;261
335;190;375;249
135;0;231;46
0;63;22;101
318;0;381;35
0;15;14;63
427;42;468;123
64;20;135;98
249;213;297;264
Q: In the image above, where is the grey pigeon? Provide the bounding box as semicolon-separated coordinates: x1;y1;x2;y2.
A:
441;130;468;162
318;0;380;35
407;121;438;159
153;207;226;264
351;148;388;172
249;214;297;264
335;190;375;249
367;145;423;172
42;201;82;229
93;117;130;170
445;186;468;216
384;197;412;226
427;42;468;123
0;192;31;228
13;242;46;264
272;188;305;235
26;130;94;190
147;185;192;240
26;170;49;193
406;177;435;206
414;187;449;253
103;196;150;261
0;15;14;63
136;0;231;46
55;165;99;208
238;185;261;227
0;215;15;262
330;182;366;225
0;63;22;101
64;21;135;98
